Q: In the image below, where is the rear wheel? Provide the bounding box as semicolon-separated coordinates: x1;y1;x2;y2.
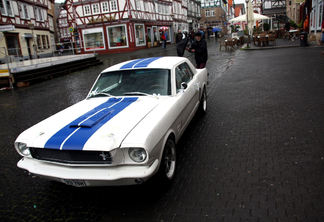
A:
156;138;176;183
199;87;207;115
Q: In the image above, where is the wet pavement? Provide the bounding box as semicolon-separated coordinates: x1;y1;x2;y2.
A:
1;41;324;222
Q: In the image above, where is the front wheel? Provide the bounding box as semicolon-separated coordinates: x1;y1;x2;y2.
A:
156;138;176;184
198;87;207;115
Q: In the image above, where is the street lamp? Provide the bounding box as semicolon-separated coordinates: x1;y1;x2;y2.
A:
245;0;250;47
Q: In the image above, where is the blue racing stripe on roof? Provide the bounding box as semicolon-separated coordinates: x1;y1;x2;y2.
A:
120;59;145;69
133;57;162;68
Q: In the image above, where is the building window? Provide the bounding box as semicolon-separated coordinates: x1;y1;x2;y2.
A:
82;27;105;51
1;0;13;16
19;3;29;19
107;24;128;48
92;3;100;14
318;0;323;30
18;2;24;18
136;0;142;10
84;5;91;15
0;0;5;15
205;10;209;17
23;4;29;19
134;24;145;46
210;10;214;16
101;1;109;13
46;35;50;49
37;35;42;49
110;0;117;12
35;7;43;21
42;35;47;49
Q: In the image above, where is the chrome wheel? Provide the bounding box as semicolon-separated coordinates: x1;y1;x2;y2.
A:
199;88;207;115
164;142;176;179
202;89;207;112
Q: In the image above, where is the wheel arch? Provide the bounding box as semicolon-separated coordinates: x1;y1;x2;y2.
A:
158;129;177;162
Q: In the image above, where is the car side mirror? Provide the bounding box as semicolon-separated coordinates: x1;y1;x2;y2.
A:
181;82;188;90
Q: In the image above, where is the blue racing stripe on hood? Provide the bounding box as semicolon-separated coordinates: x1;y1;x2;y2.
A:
120;59;145;69
133;57;162;68
44;97;137;150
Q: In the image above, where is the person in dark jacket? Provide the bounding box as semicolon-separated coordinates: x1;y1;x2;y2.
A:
187;32;208;68
176;30;183;43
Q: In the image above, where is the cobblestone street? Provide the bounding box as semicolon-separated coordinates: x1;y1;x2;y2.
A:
1;41;324;222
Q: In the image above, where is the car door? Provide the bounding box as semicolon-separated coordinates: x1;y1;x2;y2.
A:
174;62;198;134
181;62;200;119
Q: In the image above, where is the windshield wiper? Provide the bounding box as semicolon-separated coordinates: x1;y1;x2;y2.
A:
88;92;113;98
123;92;150;96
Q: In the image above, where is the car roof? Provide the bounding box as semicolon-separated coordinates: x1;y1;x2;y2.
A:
101;56;189;73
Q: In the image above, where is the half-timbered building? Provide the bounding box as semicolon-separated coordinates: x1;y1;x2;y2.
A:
57;0;200;54
200;0;227;30
0;0;55;62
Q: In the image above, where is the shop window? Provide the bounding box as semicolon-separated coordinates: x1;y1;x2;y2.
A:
83;28;105;51
110;0;117;12
5;33;21;56
92;3;100;14
159;26;170;42
134;24;145;46
107;24;128;48
101;1;109;13
84;5;91;15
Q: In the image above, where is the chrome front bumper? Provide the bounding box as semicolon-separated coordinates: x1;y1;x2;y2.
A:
17;157;159;186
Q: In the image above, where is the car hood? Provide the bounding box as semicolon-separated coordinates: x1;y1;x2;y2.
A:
17;97;160;151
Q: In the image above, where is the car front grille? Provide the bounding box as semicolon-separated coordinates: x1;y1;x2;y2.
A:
29;148;112;164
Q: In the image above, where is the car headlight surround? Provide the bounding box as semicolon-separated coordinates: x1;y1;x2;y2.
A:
15;142;31;157
128;148;147;163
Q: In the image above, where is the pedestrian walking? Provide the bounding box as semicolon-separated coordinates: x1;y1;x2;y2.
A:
161;31;167;48
187;32;208;68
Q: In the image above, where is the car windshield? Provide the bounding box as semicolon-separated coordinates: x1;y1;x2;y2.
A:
89;69;171;97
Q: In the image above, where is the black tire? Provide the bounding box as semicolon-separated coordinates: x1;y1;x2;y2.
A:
156;138;176;184
198;87;207;115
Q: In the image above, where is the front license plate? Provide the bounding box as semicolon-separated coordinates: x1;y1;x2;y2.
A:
61;179;87;187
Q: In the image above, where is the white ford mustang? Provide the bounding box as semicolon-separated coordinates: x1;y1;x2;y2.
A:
15;56;208;187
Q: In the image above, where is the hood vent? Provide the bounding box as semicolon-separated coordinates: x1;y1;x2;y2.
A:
70;109;114;128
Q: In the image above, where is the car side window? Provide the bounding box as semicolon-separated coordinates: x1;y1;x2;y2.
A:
183;62;194;78
175;63;193;92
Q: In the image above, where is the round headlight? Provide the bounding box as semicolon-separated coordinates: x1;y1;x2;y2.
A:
15;142;30;156
128;148;147;163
